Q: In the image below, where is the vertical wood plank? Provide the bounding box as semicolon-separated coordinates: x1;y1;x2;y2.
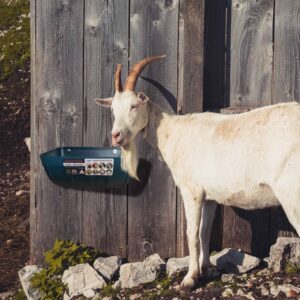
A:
30;0;36;263
82;0;129;258
176;0;205;257
31;0;84;263
127;0;178;261
222;207;271;258
273;0;300;103
203;0;227;111
230;0;273;107
270;0;300;240
202;0;227;253
221;0;274;258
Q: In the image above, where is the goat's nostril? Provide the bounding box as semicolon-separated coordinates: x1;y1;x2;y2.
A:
112;132;121;139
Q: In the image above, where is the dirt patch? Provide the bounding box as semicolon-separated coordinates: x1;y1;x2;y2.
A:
0;62;30;292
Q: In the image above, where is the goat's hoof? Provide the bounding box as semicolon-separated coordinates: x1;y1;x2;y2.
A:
180;274;198;291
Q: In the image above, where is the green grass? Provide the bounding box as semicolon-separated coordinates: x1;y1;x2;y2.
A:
285;261;300;275
100;284;120;298
0;0;30;80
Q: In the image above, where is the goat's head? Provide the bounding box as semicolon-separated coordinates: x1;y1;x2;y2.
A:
94;55;166;148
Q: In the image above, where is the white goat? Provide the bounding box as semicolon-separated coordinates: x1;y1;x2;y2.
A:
95;56;300;289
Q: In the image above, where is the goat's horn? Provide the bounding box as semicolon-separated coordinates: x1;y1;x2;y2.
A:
125;55;166;91
115;64;123;93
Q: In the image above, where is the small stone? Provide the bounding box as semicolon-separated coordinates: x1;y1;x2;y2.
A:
246;280;254;288
256;268;270;276
119;253;165;288
173;284;180;291
93;256;122;281
210;248;260;274
195;287;203;293
269;237;300;272
270;282;300;297
236;288;245;296
166;256;189;276
156;284;162;289
245;291;256;300
6;239;12;245
260;286;269;296
16;190;27;196
221;273;235;283
18;265;42;300
130;294;141;300
62;263;106;300
222;288;234;298
286;289;299;298
0;291;14;300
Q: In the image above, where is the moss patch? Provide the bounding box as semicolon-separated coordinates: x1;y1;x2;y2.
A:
0;0;30;80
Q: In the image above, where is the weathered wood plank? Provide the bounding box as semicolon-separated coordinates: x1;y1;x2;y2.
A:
270;0;300;240
30;0;36;264
82;0;129;258
230;0;273;107
222;207;271;258
127;0;178;261
273;0;300;103
176;0;205;257
203;0;227;111
31;0;84;263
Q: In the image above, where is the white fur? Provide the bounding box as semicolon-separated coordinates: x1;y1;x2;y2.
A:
96;94;300;289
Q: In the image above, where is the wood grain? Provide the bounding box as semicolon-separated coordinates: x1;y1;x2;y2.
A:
127;0;178;261
230;0;273;107
176;0;205;257
31;0;84;263
273;0;300;103
82;0;129;258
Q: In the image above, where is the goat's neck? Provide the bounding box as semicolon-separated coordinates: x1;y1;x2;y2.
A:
144;101;173;158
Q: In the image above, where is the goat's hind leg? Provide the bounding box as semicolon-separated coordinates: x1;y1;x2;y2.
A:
199;200;217;275
180;187;204;290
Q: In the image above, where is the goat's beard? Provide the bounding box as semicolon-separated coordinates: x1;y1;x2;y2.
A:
121;140;139;181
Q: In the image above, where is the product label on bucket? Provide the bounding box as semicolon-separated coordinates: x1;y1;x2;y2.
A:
63;158;114;176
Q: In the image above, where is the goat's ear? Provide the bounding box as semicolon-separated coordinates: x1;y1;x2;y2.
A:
94;97;113;108
137;92;149;103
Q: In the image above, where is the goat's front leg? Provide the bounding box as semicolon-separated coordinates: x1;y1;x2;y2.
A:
180;187;204;290
199;200;217;275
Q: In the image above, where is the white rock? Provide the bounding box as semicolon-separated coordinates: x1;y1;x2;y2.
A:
0;291;14;300
130;294;141;300
93;256;122;281
166;256;189;276
210;248;261;274
16;190;28;196
62;263;106;300
245;291;256;300
236;288;245;296
18;265;42;300
260;286;269;296
270;282;300;297
119;253;165;288
221;273;236;283
222;288;234;298
269;237;300;272
24;137;31;152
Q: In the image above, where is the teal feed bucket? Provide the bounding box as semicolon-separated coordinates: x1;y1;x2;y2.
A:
40;147;129;189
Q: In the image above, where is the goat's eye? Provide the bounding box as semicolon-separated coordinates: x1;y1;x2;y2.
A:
130;104;138;111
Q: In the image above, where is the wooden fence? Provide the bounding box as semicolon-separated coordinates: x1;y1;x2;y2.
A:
30;0;300;264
